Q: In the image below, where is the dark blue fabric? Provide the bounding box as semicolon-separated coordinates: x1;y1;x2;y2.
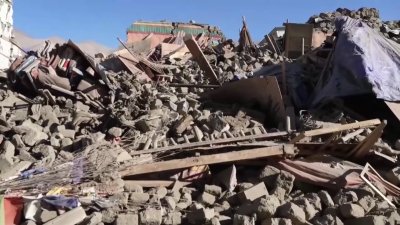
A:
42;195;79;209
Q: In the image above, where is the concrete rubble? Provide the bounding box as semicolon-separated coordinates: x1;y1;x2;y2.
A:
1;6;400;225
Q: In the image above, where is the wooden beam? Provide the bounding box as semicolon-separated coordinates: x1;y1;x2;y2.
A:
291;119;381;143
347;121;386;158
123;180;191;188
184;35;220;85
130;131;288;156
120;144;294;177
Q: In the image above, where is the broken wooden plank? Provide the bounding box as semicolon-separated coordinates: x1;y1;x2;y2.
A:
290;119;381;143
296;142;356;157
184;34;220;85
347;121;386;158
339;129;364;143
117;37;163;74
130;131;288;156
123;180;191;188
121;144;294;177
360;163;396;208
372;151;397;164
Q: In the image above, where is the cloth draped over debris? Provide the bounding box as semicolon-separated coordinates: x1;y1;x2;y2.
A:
313;16;400;106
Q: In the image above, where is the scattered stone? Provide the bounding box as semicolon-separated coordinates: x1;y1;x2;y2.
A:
58;129;76;139
22;220;37;225
204;184;222;196
370;200;391;215
163;212;182;225
261;218;293;225
273;171;295;195
385;210;400;225
39;209;58;223
259;165;281;188
187;208;215;224
233;214;254;225
163;196;176;210
174;115;193;134
1;140;15;163
43;206;86;225
80;212;102;225
22;130;48;146
156;187;168;198
304;193;322;211
115;213;138;225
124;183;143;193
277;202;306;224
11;134;25;148
130;193;150;204
256;195;281;220
139;208;162;225
292;198;318;220
334;191;358;205
108;127;123;137
313;215;343;225
358;195;376;213
339;203;365;219
116;150;132;163
198;192;216;206
237;182;268;203
237;182;254;192
210;217;221;225
344;215;388;225
318;190;334;208
272;186;287;202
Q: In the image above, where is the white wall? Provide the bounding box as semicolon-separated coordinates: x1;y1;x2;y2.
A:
0;0;19;70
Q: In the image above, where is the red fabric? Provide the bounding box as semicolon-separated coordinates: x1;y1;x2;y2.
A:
4;197;23;225
276;155;400;197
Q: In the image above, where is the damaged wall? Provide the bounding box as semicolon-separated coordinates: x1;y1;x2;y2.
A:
0;0;18;70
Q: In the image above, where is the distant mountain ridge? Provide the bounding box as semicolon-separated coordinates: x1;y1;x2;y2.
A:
13;29;112;56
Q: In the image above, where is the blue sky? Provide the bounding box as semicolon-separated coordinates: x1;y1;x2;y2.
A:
14;0;400;48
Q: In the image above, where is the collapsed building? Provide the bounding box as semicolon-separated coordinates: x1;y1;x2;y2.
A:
1;6;400;225
125;20;224;53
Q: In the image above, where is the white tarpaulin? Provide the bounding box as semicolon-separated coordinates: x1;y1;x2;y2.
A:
313;16;400;106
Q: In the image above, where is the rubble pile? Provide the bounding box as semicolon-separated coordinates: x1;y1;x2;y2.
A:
307;7;400;43
1;7;400;225
160;41;286;84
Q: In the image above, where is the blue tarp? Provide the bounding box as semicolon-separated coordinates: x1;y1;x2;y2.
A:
313;16;400;106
